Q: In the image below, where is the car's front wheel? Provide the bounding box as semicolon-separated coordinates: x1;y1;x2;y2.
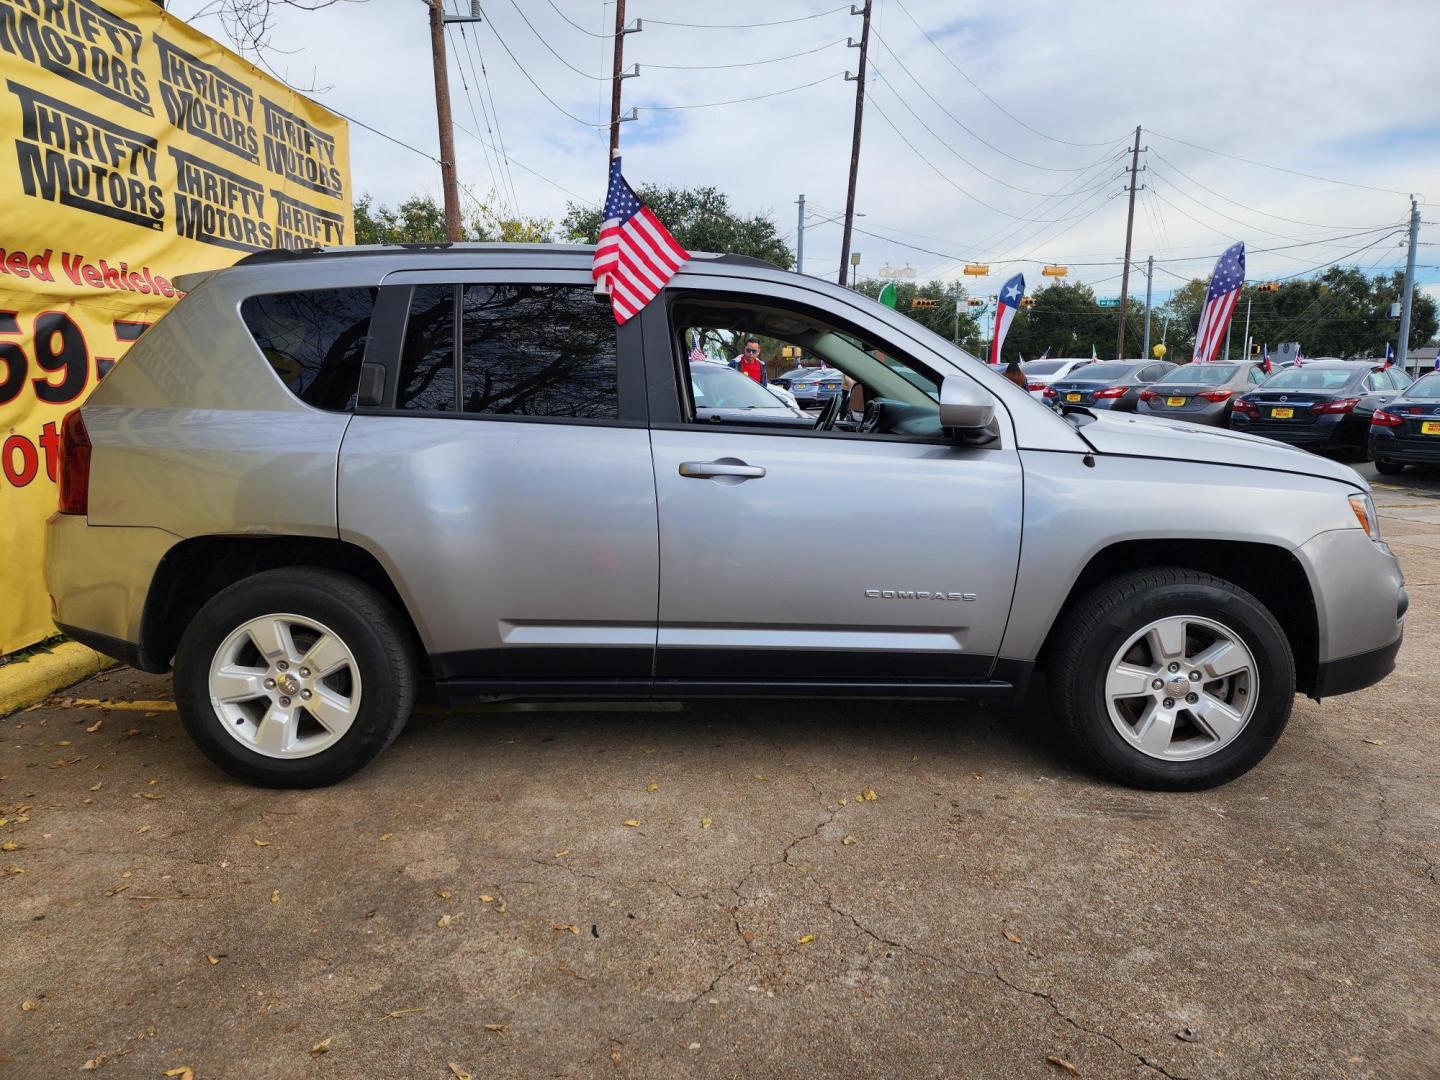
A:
1048;568;1294;790
174;568;417;787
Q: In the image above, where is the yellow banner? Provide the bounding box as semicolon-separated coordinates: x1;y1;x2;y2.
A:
0;0;352;654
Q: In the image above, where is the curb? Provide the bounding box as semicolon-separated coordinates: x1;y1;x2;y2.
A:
0;642;118;718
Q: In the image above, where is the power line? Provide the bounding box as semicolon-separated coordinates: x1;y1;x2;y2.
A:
445;22;508;213
890;0;1129;149
868;31;1116;173
640;71;846;111
505;0;608;80
457;17;521;211
542;0;617;38
646;7;850;29
453;119;598;206
1147;129;1414;197
639;37;847;70
479;4;610;127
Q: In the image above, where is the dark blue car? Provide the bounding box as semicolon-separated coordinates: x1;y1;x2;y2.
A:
1230;361;1410;456
1369;370;1440;474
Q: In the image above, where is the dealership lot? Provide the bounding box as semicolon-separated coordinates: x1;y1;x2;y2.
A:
3;472;1437;1079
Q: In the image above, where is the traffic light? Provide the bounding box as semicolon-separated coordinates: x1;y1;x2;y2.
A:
966;298;986;309
911;297;939;309
1020;297;1036;309
1251;342;1262;356
1257;282;1280;293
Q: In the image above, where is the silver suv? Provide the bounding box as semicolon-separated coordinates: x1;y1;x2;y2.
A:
45;245;1406;790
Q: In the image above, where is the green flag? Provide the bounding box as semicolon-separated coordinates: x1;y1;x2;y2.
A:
878;282;897;309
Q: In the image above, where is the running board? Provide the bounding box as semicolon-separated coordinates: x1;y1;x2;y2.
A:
434;678;1018;705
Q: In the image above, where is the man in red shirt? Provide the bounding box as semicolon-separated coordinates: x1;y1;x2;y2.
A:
736;337;766;384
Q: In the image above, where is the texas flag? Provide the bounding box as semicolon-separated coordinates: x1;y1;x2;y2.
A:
1384;342;1395;369
990;272;1025;365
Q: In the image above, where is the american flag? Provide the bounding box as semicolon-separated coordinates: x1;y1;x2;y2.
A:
989;272;1025;365
592;156;689;325
1192;241;1245;363
689;334;705;365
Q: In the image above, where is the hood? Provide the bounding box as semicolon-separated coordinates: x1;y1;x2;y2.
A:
1073;409;1368;490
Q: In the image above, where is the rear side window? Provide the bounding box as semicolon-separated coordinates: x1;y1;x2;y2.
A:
460;284;618;418
398;284;457;411
241;288;376;411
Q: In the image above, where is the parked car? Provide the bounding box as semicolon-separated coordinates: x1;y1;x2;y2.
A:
1137;362;1268;426
1230;362;1412;456
1020;357;1093;401
789;366;846;408
690;361;811;427
1045;360;1177;411
47;245;1404;792
1368;370;1440;474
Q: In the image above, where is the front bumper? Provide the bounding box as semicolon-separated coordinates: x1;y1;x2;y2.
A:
1312;631;1404;699
1294;526;1406;696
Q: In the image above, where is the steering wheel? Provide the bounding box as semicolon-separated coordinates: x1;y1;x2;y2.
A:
859;398;884;434
813;389;845;431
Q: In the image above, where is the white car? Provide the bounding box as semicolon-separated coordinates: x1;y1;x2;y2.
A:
1020;358;1095;401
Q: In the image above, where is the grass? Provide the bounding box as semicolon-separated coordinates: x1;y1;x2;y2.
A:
0;633;68;667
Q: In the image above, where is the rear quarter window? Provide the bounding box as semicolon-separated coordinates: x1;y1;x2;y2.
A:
241;288;377;411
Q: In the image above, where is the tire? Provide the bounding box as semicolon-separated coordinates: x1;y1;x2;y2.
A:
1374;458;1406;476
174;568;416;787
1048;567;1294;791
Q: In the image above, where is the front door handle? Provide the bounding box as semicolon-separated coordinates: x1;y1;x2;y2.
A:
678;458;766;481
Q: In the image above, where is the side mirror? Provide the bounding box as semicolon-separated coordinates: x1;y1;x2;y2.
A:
939;375;996;432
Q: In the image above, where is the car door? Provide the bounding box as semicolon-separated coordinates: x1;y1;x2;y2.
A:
336;269;658;693
1354;368;1399;424
639;275;1024;689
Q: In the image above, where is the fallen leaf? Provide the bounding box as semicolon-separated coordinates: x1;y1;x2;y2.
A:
646;782;659;793
1004;931;1023;944
85;720;102;733
147;778;159;785
1;841;19;852
553;850;570;858
252;838;271;847
2;865;24;876
378;1007;426;1021
437;913;455;927
623;819;641;827
207;954;223;965
81;1055;106;1069
310;1037;331;1054
139;792;160;800
1363;738;1385;746
842;835;857;846
861;788;878;801
700;817;712;829
379;832;393;842
436;889;452;899
484;1023;508;1034
797;933;815;945
838;798;848;806
973;771;986;780
137;825;151;834
553;923;580;934
88;782;102;792
270;890;280;904
449;1064;473;1080
163;1068;195;1080
480;894;494;903
55;740;72;746
21;998;36;1011
107;884;129;896
1046;1055;1078;1075
610;1051;623;1066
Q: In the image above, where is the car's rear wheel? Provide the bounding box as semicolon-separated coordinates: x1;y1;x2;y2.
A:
1048;568;1294;790
1374;458;1406;476
174;568;416;787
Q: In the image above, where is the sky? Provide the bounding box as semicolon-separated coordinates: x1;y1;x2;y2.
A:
173;0;1440;320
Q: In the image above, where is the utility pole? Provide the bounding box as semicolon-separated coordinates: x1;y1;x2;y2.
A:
1114;125;1143;359
953;281;961;344
1396;194;1420;374
837;3;871;287
1240;293;1253;363
1142;254;1153;360
796;194;806;275
427;1;482;242
608;0;627;157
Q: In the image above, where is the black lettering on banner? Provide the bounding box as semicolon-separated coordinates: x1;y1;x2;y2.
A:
261;97;342;198
8;79;163;230
271;189;346;249
0;0;151;115
170;145;271;251
154;33;258;164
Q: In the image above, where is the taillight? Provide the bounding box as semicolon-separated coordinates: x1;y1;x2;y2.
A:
58;409;90;515
1311;396;1360;414
1139;389;1159;402
1233;398;1258;415
1026;382;1047;392
1199;389;1233;403
1370;409;1404;427
1043;386;1057;398
1093;386;1128;399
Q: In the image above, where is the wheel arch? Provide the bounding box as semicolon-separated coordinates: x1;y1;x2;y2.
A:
1038;539;1319;694
140;535;426;674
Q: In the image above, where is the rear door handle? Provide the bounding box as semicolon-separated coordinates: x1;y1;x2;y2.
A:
678;458;766;480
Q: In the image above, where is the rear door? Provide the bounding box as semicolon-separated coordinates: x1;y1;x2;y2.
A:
337;269;658;693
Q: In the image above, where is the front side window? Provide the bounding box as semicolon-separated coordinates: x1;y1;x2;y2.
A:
398;284;457;411
241;287;376;411
461;284;618;418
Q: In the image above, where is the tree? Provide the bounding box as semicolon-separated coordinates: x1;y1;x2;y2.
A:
851;279;980;351
998;282;1145;362
562;187;793;269
354;193;553;246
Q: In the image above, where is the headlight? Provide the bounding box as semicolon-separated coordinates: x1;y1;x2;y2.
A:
1348;493;1381;540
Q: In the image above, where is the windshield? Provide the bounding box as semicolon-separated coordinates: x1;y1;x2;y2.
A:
1156;364;1239;386
1072;363;1134;381
1406;372;1440;400
1261;367;1358;391
1021;360;1066;375
690;363;787;410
